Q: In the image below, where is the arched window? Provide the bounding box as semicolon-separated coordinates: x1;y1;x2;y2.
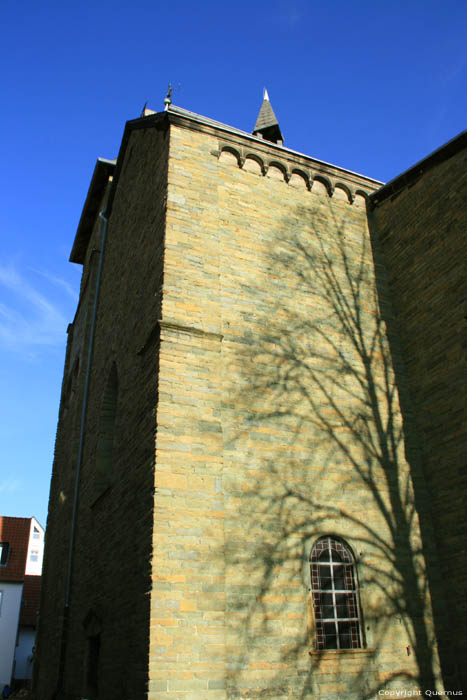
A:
310;536;362;650
95;364;118;491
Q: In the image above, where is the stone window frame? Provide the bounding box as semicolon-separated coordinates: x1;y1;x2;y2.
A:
310;536;363;650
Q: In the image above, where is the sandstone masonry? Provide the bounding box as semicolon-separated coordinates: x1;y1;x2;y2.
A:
34;103;465;700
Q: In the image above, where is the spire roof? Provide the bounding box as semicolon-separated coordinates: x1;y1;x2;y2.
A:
253;88;283;145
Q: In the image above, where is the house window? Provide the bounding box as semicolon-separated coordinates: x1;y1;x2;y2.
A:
310;536;362;650
30;550;39;562
0;542;10;566
33;527;40;540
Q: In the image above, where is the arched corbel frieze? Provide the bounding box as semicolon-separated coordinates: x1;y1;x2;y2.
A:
311;175;332;197
266;160;288;182
217;139;373;204
289;169;310;190
218;146;242;167
353;189;368;208
333;183;352;204
243;153;265;175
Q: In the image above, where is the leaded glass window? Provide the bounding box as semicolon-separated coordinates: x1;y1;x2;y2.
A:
310;536;362;650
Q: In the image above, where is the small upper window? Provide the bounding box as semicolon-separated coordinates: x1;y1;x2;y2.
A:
0;542;10;566
310;536;362;650
33;527;40;540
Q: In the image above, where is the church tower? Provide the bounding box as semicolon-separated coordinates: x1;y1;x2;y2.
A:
35;95;463;699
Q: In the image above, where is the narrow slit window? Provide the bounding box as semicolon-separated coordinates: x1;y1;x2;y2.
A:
85;634;101;700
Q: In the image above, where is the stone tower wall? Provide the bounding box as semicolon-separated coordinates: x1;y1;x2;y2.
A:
36;184;106;698
368;143;467;692
36;112;453;700
36;123;169;700
149;120;443;699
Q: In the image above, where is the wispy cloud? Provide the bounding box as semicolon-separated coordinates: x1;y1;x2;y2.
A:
32;267;79;302
0;478;22;493
0;262;76;354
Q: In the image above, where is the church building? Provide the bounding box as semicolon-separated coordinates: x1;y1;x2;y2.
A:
34;92;466;699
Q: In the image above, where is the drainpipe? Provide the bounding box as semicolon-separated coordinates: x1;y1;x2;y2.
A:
56;209;109;695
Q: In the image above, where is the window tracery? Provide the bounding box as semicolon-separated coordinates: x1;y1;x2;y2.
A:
310;536;362;650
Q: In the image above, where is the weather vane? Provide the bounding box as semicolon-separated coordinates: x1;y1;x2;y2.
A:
164;82;181;110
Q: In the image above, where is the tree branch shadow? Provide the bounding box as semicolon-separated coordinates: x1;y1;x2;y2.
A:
222;202;445;698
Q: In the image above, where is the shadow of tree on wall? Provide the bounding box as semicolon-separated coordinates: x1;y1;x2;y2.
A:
223;203;443;699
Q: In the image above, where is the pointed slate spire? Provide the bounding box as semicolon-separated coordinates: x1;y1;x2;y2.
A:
253;88;284;145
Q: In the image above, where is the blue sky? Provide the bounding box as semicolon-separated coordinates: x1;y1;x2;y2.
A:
1;0;466;528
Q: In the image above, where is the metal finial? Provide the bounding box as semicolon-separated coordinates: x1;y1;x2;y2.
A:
164;83;173;110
